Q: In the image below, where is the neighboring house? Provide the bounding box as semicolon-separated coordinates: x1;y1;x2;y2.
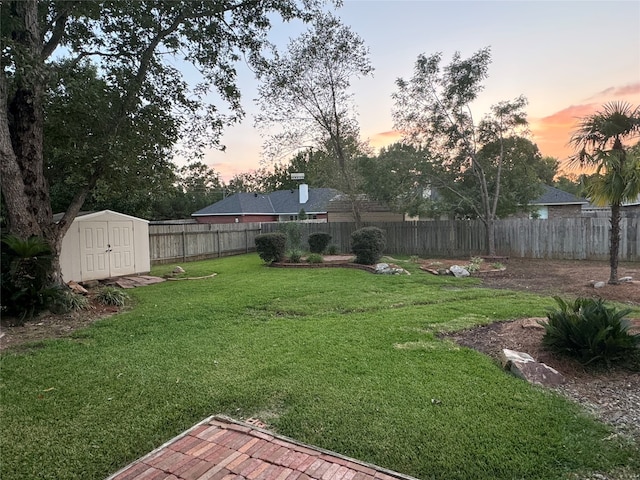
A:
326;194;406;222
582;194;640;218
528;185;589;219
192;186;340;224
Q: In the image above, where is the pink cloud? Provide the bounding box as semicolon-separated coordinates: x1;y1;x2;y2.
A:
589;82;640;100
368;130;403;150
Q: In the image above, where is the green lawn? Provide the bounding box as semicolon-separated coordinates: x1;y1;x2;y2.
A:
1;254;638;479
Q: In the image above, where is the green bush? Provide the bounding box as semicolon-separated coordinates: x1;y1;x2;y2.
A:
1;235;56;323
351;227;386;265
95;286;130;307
287;249;303;263
277;222;302;250
540;296;640;364
50;287;90;313
255;233;287;264
306;253;324;264
308;232;332;254
326;244;339;255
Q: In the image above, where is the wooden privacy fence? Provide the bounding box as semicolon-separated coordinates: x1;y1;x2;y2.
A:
261;217;640;261
149;222;262;265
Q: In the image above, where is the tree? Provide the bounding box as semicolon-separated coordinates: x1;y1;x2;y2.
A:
438;137;546;219
1;0;327;282
570;102;640;284
255;12;373;224
393;48;529;255
359;143;434;217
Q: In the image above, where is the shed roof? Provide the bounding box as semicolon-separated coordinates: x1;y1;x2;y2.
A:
192;188;341;216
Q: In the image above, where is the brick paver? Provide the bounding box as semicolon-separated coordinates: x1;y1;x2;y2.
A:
107;415;419;480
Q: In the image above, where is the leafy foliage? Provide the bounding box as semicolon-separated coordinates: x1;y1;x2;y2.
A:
95;286;130;307
351;227;386;265
392;48;532;254
287;249;303;263
50;287;90;313
278;222;303;251
570;103;640;284
540;297;640;364
255;233;287;264
308;232;332;253
306;253;324;263
0;235;56;323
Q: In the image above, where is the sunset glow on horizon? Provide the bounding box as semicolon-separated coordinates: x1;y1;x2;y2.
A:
201;1;640;184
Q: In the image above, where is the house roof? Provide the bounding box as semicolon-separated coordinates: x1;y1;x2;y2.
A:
192;188;341;216
531;185;588;206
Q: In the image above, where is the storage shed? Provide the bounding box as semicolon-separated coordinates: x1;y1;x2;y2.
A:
58;210;150;283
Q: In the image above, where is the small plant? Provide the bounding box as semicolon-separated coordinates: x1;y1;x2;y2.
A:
540;296;640;364
308;232;331;254
465;256;484;273
277;222;302;251
351;227;386;265
255;233;287;264
491;262;505;270
306;253;324;264
287;249;303;263
409;255;420;264
50;287;90;313
1;234;55;323
326;244;338;255
95;286;130;307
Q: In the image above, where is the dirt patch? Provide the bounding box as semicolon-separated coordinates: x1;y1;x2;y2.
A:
421;257;640;306
0;296;123;351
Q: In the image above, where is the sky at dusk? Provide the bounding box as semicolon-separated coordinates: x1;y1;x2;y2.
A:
199;0;640;182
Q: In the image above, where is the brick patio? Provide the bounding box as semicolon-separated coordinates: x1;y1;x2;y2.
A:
106;415;420;480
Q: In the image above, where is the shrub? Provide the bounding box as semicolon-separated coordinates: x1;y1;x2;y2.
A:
466;256;484;273
351;227;386;265
287;249;303;263
277;222;302;250
306;253;324;264
540;297;640;364
50;287;90;313
308;233;331;254
326;244;339;255
1;235;55;323
255;233;287;264
95;286;130;307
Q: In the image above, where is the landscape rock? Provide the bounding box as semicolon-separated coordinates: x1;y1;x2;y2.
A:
172;266;185;274
67;281;88;295
374;263;409;275
520;318;546;330
593;281;606;289
449;265;470;278
618;276;633;283
500;348;565;387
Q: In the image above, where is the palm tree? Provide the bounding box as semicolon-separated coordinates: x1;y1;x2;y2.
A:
570;101;640;284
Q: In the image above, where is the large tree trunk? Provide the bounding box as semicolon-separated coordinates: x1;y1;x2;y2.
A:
608;203;621;284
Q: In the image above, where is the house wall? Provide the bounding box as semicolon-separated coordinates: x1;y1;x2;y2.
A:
548;205;583;218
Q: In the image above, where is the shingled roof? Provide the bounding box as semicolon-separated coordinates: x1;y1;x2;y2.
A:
530;185;588;206
192;188;341;217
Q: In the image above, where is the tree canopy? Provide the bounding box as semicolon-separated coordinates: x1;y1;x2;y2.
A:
1;0;330;281
570;102;640;284
392;48;533;254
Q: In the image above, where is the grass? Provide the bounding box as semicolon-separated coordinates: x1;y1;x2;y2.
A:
1;254;638;479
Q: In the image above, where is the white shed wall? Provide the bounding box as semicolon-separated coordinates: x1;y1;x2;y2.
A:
59;210;150;283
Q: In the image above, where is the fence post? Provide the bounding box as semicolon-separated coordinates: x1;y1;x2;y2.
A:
182;229;186;262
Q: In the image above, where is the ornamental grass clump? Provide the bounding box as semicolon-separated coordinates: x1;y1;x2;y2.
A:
540;296;640;365
95;286;130;307
306;253;324;264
